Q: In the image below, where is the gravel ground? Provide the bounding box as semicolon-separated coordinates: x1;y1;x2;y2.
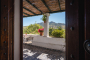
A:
23;44;65;60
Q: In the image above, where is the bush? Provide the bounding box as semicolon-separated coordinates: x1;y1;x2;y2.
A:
49;28;54;36
57;26;62;30
23;24;43;34
62;29;65;38
52;29;64;38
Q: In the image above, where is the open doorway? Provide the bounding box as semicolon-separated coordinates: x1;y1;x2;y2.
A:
23;0;65;59
0;0;86;60
23;12;65;60
0;0;85;60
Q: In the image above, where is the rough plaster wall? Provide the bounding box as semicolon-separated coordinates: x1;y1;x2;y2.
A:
14;0;20;60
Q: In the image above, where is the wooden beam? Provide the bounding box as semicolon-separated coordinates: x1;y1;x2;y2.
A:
41;0;51;12
58;0;61;10
26;0;43;14
23;10;65;17
23;7;36;15
23;12;30;16
49;10;65;14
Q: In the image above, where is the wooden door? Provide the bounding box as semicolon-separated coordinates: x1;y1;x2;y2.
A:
85;0;90;60
66;0;85;60
0;0;88;60
0;0;14;60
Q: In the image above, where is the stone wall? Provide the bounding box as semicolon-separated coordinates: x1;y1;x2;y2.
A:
23;34;65;51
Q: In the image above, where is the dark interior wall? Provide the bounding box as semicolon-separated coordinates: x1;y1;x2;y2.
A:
0;0;14;60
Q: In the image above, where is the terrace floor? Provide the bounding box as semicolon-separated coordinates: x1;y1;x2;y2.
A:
23;44;65;60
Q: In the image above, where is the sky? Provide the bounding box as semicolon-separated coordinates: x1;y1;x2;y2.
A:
23;12;65;26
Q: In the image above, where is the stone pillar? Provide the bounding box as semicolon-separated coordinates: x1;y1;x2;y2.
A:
44;13;50;37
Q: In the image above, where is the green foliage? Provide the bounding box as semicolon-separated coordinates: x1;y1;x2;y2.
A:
41;14;47;21
23;24;65;38
57;26;62;30
49;26;65;38
49;28;54;36
52;29;64;38
23;24;43;34
62;29;65;38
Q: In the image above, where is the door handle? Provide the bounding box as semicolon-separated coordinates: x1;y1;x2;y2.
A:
84;40;90;54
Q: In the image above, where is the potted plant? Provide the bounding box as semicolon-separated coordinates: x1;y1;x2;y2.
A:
38;28;44;36
41;14;47;23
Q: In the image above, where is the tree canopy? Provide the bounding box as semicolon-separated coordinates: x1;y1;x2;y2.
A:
23;24;43;34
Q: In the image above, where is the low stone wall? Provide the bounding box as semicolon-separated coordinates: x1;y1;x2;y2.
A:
23;34;65;51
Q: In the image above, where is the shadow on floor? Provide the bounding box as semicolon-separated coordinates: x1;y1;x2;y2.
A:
23;44;65;60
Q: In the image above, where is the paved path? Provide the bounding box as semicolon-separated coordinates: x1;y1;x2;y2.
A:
23;44;65;60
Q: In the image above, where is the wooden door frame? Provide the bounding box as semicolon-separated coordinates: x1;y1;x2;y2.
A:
20;0;23;60
0;0;14;60
19;0;85;60
84;0;90;60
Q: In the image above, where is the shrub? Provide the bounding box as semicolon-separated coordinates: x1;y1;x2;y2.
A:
57;26;62;30
23;24;43;34
52;29;64;38
62;29;65;38
49;28;54;36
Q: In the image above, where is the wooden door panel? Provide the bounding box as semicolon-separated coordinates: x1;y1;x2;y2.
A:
8;0;14;60
85;0;90;60
66;0;85;60
0;0;14;60
0;0;8;60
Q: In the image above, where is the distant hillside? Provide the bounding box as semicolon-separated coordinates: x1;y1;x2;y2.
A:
37;21;65;29
23;21;65;29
